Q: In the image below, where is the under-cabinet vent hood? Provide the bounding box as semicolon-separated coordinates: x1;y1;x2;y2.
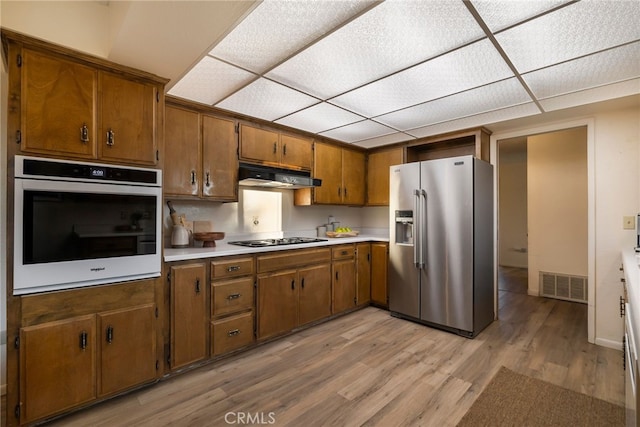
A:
238;163;321;189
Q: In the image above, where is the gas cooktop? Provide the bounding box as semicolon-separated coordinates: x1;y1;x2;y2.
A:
228;237;327;247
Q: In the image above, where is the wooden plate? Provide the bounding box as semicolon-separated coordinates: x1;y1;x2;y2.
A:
193;232;225;247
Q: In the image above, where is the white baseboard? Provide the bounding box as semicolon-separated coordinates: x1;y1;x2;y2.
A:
595;337;622;350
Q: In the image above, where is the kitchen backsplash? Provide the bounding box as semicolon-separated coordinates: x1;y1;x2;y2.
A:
163;188;389;247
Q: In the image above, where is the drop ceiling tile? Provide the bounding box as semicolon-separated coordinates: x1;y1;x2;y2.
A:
495;0;640;73
331;39;514;117
167;56;256;105
319;120;397;144
210;0;376;74
540;78;640;112
523;42;640;99
215;78;318;122
407;103;540;139
352;132;416;149
376;78;532;131
470;0;570;32
275;103;363;134
266;0;485;99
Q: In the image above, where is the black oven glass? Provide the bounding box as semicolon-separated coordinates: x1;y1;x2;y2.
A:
23;190;157;264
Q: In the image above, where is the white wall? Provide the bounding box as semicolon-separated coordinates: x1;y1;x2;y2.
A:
527;127;588;294
498;140;528;268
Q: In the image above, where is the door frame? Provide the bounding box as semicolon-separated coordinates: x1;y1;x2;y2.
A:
490;118;595;343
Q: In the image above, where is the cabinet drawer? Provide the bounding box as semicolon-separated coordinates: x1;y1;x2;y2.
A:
211;311;254;356
332;245;354;260
212;277;254;317
211;257;254;279
257;248;331;273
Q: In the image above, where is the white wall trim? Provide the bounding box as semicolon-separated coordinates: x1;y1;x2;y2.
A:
490;117;596;344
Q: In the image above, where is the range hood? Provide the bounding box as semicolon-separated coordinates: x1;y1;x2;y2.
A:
238;163;322;189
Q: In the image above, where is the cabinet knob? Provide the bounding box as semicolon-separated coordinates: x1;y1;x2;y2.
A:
283;144;287;156
227;329;240;337
106;129;115;146
205;171;211;187
106;325;114;344
273;142;277;154
190;170;196;185
80;124;90;143
79;331;88;350
195;278;201;294
227;293;241;300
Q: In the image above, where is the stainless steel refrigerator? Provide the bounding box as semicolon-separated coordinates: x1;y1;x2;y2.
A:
388;155;494;338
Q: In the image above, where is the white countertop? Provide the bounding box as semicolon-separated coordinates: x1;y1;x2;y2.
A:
164;234;390;262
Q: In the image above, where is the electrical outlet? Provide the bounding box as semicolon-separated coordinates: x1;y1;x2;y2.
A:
623;216;635;230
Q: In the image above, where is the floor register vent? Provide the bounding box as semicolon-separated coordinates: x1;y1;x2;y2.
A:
540;271;587;304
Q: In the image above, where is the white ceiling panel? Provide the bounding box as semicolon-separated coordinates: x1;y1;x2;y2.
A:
210;0;376;74
331;39;514;117
275;102;363;134
319;120;398;144
539;78;640;112
523;42;640;99
168;56;256;105
495;0;640;73
376;78;533;130
215;78;318;122
266;0;485;99
470;0;570;32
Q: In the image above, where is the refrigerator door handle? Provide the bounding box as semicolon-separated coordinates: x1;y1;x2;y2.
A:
413;189;421;268
420;189;428;269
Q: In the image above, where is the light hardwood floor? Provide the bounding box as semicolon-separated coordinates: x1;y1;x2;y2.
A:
11;268;625;426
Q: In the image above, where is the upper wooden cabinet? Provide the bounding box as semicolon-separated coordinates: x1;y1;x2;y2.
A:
312;142;365;206
366;147;403;206
164;104;238;201
4;31;167;166
406;127;491;162
239;124;312;171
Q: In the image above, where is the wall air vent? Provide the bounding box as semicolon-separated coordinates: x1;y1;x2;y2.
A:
540;271;587;304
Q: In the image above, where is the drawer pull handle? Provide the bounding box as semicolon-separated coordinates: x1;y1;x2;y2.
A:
227;266;241;272
195;278;201;294
341;250;348;256
79;331;88;350
227;293;241;300
80;124;89;143
106;129;115;146
228;329;240;337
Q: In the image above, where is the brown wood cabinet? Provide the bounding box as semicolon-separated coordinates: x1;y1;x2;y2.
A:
257;248;331;339
310;142;365;206
210;256;255;356
371;243;389;308
240;124;312;170
5;33;166;166
164;104;238;201
170;263;207;369
332;245;356;314
367;147;404;206
356;243;371;306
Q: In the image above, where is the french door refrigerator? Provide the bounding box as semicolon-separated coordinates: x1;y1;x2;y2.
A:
388;155;494;338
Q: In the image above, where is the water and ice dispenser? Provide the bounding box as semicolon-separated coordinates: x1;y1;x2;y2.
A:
395;210;414;245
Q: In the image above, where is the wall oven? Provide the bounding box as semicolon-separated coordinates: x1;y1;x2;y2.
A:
13;155;162;295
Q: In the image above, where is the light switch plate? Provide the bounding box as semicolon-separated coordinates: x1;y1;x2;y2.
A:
623;216;635;230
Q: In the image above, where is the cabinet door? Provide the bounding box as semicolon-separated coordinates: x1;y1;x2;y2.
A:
298;264;332;326
21;48;97;158
98;304;156;397
20;315;96;424
342;148;366;205
280;134;312;170
367;148;403;206
333;259;356;314
171;263;207;369
239;125;279;164
371;243;389;307
313;142;343;204
165;105;201;196
257;270;298;339
356;243;371;305
202;115;238;200
99;72;157;165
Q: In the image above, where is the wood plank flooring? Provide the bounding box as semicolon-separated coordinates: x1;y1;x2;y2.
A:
9;267;625;426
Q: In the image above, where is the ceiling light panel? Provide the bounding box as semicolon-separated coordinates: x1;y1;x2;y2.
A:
168;56;256;105
319;120;397;143
495;0;640;73
266;0;485;99
469;0;570;32
523;42;640;99
331;39;514;117
275;102;363;134
215;78;318;122
210;0;375;74
376;78;532;130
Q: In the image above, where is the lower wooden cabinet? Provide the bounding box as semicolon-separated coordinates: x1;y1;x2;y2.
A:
371;242;389;308
332;245;356;314
171;263;207;369
19;303;157;424
356;243;371;305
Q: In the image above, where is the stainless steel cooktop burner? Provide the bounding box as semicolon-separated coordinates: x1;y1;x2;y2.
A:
228;237;327;247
